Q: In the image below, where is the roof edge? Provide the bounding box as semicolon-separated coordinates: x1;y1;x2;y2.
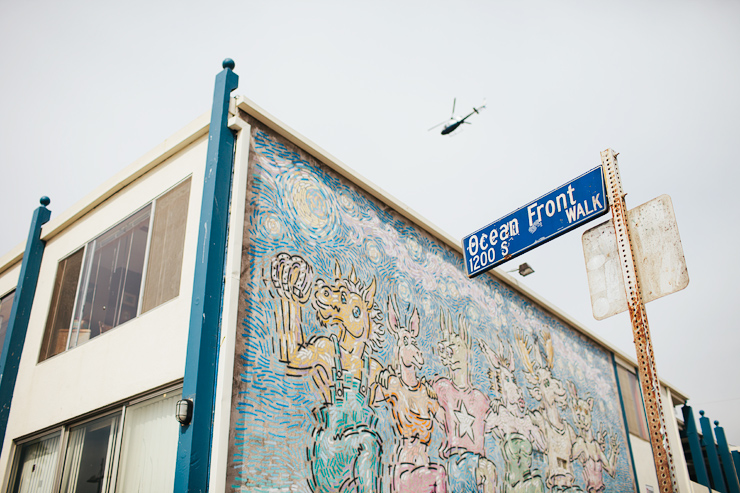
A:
0;112;210;277
39;111;211;245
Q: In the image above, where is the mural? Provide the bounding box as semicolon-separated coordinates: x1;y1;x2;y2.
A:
228;126;634;493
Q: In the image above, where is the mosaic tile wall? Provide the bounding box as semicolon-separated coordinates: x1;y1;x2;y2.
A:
227;125;636;493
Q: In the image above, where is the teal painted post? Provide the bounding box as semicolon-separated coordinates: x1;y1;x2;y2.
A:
0;197;51;455
700;411;727;493
733;452;740;482
174;59;238;493
682;405;710;488
612;355;641;492
714;422;740;493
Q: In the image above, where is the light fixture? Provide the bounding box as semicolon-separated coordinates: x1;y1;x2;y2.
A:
508;263;534;277
176;399;193;425
518;263;534;276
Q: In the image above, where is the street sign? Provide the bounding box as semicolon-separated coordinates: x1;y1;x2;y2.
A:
462;166;608;278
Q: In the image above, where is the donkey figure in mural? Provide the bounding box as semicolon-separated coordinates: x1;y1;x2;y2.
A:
515;331;581;493
479;338;546;493
270;252;384;493
432;312;497;493
371;297;447;493
567;381;619;493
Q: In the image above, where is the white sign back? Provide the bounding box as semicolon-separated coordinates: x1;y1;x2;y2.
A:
582;194;689;320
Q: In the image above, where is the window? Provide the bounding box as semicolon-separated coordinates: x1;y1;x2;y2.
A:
0;290;16;356
40;179;191;361
60;415;120;493
8;390;181;493
69;205;151;349
617;364;649;440
10;431;61;493
114;392;181;491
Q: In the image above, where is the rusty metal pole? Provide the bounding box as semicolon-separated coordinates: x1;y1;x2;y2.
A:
600;149;678;493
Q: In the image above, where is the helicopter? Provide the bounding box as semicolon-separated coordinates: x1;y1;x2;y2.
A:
429;98;486;135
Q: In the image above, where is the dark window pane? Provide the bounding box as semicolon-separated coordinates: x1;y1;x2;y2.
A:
142;178;191;313
69;206;151;349
39;249;84;361
0;290;16;357
60;415;119;493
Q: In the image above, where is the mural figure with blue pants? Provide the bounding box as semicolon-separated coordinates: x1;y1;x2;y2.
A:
270;252;384;493
479;338;547;493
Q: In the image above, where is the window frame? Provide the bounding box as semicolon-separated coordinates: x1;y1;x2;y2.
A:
0;289;16;358
39;177;192;362
65;203;154;351
616;363;650;441
5;384;183;493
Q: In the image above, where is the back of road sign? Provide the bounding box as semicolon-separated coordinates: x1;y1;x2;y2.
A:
582;194;689;320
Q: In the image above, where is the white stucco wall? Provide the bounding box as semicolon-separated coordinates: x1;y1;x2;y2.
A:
0;126;208;482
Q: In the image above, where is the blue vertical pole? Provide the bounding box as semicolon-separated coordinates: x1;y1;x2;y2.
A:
682;405;710;488
174;59;238;493
0;197;51;455
700;411;727;493
714;421;740;493
733;451;740;483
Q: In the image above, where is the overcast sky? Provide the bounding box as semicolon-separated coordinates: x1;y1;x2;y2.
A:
2;1;739;446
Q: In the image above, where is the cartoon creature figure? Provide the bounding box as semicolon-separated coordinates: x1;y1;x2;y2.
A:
432;312;497;493
479;339;546;493
371;297;447;493
270;252;384;493
515;331;581;493
567;382;619;493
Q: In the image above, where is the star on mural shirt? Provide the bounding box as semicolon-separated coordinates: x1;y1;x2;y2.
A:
433;379;490;457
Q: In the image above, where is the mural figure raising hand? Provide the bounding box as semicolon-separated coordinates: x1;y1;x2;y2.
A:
270;252;384;493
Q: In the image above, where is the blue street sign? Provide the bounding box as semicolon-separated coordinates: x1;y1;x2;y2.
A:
462;166;608;278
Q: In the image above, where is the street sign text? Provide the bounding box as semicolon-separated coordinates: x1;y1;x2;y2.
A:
462;166;608;277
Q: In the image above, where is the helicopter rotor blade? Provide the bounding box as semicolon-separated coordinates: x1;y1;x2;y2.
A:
428;119;451;131
451;98;456;118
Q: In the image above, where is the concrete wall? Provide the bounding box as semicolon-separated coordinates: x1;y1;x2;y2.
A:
227;124;637;493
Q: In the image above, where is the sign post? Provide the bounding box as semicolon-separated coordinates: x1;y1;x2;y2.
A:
600;149;677;493
462;166;608;278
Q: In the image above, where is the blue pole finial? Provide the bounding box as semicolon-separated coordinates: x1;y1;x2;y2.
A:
715;420;720;426
700;410;705;416
222;58;235;70
40;196;50;207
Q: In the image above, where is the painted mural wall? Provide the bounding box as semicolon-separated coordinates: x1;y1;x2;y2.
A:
227;124;635;493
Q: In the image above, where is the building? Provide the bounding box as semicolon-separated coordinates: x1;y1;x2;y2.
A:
0;60;737;493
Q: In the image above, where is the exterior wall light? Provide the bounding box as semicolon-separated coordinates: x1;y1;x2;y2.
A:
507;263;535;277
517;263;535;277
176;398;193;425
